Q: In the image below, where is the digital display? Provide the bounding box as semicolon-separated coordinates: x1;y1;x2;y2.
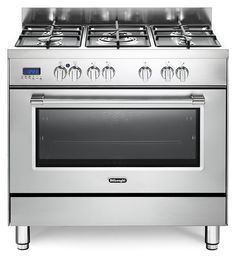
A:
23;68;41;75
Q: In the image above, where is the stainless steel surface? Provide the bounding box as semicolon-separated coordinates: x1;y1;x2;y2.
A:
22;8;212;26
8;49;229;58
30;94;205;105
9;55;227;86
10;89;225;193
205;226;220;250
9;7;228;250
16;226;30;250
11;197;226;226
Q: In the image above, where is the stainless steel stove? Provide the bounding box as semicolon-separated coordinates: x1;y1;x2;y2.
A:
8;7;228;251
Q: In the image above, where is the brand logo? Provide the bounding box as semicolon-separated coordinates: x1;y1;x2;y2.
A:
108;177;127;183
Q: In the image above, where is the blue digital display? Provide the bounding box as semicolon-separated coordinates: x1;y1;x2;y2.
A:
23;68;41;75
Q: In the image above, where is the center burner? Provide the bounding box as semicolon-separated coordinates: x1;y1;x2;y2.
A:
98;31;137;44
86;21;150;48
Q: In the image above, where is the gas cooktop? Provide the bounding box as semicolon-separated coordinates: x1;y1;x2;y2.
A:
15;20;220;48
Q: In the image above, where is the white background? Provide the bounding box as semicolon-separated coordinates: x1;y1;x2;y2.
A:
0;0;234;257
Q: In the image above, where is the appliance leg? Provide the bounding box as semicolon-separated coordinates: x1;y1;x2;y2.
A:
16;226;30;250
205;226;220;250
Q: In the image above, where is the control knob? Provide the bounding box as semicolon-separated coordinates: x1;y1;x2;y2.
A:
87;65;100;80
161;66;174;81
69;66;82;81
102;66;115;80
138;66;152;81
176;66;189;82
54;65;67;81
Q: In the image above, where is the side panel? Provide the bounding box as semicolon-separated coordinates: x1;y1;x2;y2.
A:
11;197;226;226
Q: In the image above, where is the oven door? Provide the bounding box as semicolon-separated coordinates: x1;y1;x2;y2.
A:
10;89;226;193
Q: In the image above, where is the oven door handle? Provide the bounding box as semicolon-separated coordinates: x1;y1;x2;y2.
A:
30;94;205;105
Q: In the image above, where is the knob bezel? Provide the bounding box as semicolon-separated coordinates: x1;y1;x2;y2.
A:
102;66;115;80
138;66;152;81
160;66;174;81
176;66;189;82
68;66;82;81
54;65;67;81
87;66;100;80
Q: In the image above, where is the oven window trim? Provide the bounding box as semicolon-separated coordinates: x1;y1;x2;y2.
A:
32;106;204;170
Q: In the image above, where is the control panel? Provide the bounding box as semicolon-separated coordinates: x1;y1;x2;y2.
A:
10;58;226;86
53;63;189;82
21;67;42;80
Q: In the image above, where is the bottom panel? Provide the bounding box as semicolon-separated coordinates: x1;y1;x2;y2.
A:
11;197;226;226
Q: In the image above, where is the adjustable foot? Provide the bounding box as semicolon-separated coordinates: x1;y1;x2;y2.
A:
205;226;219;250
17;244;29;250
16;226;30;250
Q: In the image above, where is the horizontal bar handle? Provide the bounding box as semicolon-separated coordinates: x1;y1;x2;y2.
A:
30;94;205;105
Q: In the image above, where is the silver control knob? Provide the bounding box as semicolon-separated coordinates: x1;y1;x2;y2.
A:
69;66;82;81
138;66;152;81
87;65;100;80
54;66;67;81
176;66;189;82
102;66;115;80
161;66;174;81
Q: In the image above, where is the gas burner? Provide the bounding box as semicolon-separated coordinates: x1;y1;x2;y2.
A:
177;37;194;46
86;23;150;48
170;31;192;37
98;31;137;44
42;31;64;37
170;31;194;46
15;24;83;48
49;39;63;46
152;23;221;48
37;37;63;46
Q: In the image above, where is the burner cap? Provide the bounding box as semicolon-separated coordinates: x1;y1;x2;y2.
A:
37;36;63;46
177;36;194;46
42;31;64;36
98;31;137;44
170;31;192;36
170;32;194;46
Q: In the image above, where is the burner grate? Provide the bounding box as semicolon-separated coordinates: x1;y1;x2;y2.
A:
15;21;83;48
86;21;151;48
151;22;221;48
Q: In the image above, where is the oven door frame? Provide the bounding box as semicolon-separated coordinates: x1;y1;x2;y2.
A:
31;94;204;170
10;89;226;193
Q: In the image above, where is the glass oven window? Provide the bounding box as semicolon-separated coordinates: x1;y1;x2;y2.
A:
36;108;200;167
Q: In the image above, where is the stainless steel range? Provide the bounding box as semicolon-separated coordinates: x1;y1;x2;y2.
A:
8;7;228;251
